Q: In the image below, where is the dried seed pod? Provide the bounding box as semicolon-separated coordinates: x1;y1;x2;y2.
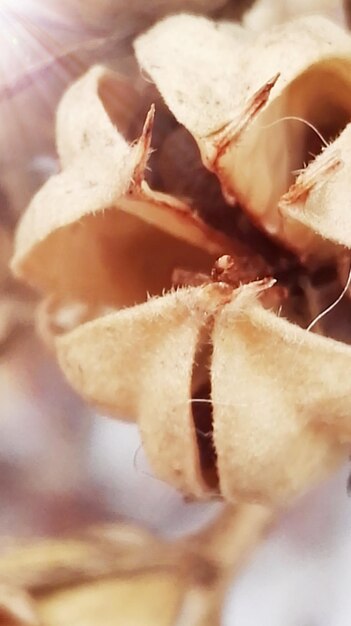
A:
12;62;351;508
135;15;351;264
55;281;351;505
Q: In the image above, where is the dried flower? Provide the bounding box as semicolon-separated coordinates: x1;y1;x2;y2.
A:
12;17;351;507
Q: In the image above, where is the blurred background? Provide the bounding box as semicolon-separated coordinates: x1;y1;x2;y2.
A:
1;1;351;625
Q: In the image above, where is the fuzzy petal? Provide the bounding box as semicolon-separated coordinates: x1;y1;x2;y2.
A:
279;123;351;262
212;291;351;504
136;15;351;261
12;66;236;313
56;286;231;497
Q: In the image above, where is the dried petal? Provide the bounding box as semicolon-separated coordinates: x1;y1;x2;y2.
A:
211;289;351;504
12;66;237;316
11;27;351;509
135;15;249;143
56;285;231;497
279;123;351;262
135;15;351;262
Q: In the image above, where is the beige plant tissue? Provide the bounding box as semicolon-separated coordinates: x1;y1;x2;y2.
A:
11;15;351;508
0;506;273;626
135;15;351;263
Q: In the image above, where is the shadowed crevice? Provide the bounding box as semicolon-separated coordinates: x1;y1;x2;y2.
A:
190;323;219;492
